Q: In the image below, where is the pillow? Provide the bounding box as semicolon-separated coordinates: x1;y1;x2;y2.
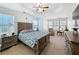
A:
21;29;33;33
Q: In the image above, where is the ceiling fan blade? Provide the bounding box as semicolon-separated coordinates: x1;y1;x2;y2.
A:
43;6;49;8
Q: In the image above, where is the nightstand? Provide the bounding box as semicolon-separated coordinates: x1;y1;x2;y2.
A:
0;35;17;51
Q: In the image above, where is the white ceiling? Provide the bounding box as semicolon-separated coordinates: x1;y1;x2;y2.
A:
0;3;78;17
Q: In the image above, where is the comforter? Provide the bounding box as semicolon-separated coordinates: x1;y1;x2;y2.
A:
18;31;48;48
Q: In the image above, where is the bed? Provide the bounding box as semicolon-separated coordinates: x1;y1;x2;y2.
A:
17;22;50;54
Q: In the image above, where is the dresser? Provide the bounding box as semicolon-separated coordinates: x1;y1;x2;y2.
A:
64;32;79;55
0;35;17;51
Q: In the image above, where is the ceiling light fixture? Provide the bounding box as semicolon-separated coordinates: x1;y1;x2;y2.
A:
33;3;49;12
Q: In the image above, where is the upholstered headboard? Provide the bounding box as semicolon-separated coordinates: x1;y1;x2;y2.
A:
17;22;32;33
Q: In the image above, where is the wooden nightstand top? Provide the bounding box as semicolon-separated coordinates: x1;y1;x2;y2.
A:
1;35;17;38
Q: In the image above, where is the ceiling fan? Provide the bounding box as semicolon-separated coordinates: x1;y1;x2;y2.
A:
33;3;49;12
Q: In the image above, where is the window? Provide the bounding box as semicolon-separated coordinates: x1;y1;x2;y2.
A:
60;20;66;26
54;20;59;26
67;20;75;31
33;20;38;30
0;14;14;36
48;20;53;28
48;18;67;31
76;20;79;28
